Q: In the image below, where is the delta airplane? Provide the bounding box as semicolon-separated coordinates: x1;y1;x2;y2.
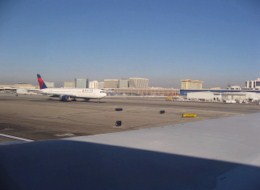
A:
37;74;106;102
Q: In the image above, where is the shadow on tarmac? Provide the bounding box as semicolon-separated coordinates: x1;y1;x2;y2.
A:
28;98;107;103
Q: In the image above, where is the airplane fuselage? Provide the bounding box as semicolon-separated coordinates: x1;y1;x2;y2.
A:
40;88;107;99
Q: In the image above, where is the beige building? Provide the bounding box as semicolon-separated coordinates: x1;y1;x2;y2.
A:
118;79;129;88
104;79;119;89
64;81;75;88
89;80;99;89
181;79;203;89
129;78;149;88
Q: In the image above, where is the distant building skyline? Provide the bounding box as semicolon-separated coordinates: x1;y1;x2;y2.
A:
2;75;260;90
1;75;257;89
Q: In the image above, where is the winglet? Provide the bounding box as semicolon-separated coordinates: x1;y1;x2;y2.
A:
37;74;48;89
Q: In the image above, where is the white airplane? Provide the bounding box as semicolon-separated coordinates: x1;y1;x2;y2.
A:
37;74;106;102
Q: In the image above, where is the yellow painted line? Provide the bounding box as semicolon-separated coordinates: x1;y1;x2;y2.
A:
182;113;198;118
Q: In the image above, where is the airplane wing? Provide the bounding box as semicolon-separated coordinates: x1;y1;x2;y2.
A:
1;113;260;189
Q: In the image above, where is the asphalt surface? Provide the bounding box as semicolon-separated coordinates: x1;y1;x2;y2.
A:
0;94;259;142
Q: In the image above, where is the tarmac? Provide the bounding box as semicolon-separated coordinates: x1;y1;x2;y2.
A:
0;94;259;142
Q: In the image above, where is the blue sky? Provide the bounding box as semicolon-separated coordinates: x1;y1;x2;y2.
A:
0;0;259;88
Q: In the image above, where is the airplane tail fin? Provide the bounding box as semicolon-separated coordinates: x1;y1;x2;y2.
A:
37;74;48;89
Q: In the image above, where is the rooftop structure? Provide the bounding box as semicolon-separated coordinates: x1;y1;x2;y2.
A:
227;85;241;90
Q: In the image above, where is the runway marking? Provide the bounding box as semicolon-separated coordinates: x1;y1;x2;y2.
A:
0;133;34;142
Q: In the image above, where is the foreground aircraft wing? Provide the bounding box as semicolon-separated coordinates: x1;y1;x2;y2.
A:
1;113;260;189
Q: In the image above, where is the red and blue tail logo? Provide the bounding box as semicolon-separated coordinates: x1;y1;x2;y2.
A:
37;74;48;89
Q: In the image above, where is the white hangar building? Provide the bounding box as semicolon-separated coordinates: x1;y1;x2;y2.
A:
187;91;260;103
187;91;222;101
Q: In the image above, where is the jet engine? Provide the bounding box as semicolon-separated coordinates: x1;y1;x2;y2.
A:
60;95;71;102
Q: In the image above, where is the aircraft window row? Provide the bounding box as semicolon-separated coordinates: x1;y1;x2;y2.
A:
82;89;93;92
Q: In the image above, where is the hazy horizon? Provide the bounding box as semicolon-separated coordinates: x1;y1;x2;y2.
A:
0;74;256;89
